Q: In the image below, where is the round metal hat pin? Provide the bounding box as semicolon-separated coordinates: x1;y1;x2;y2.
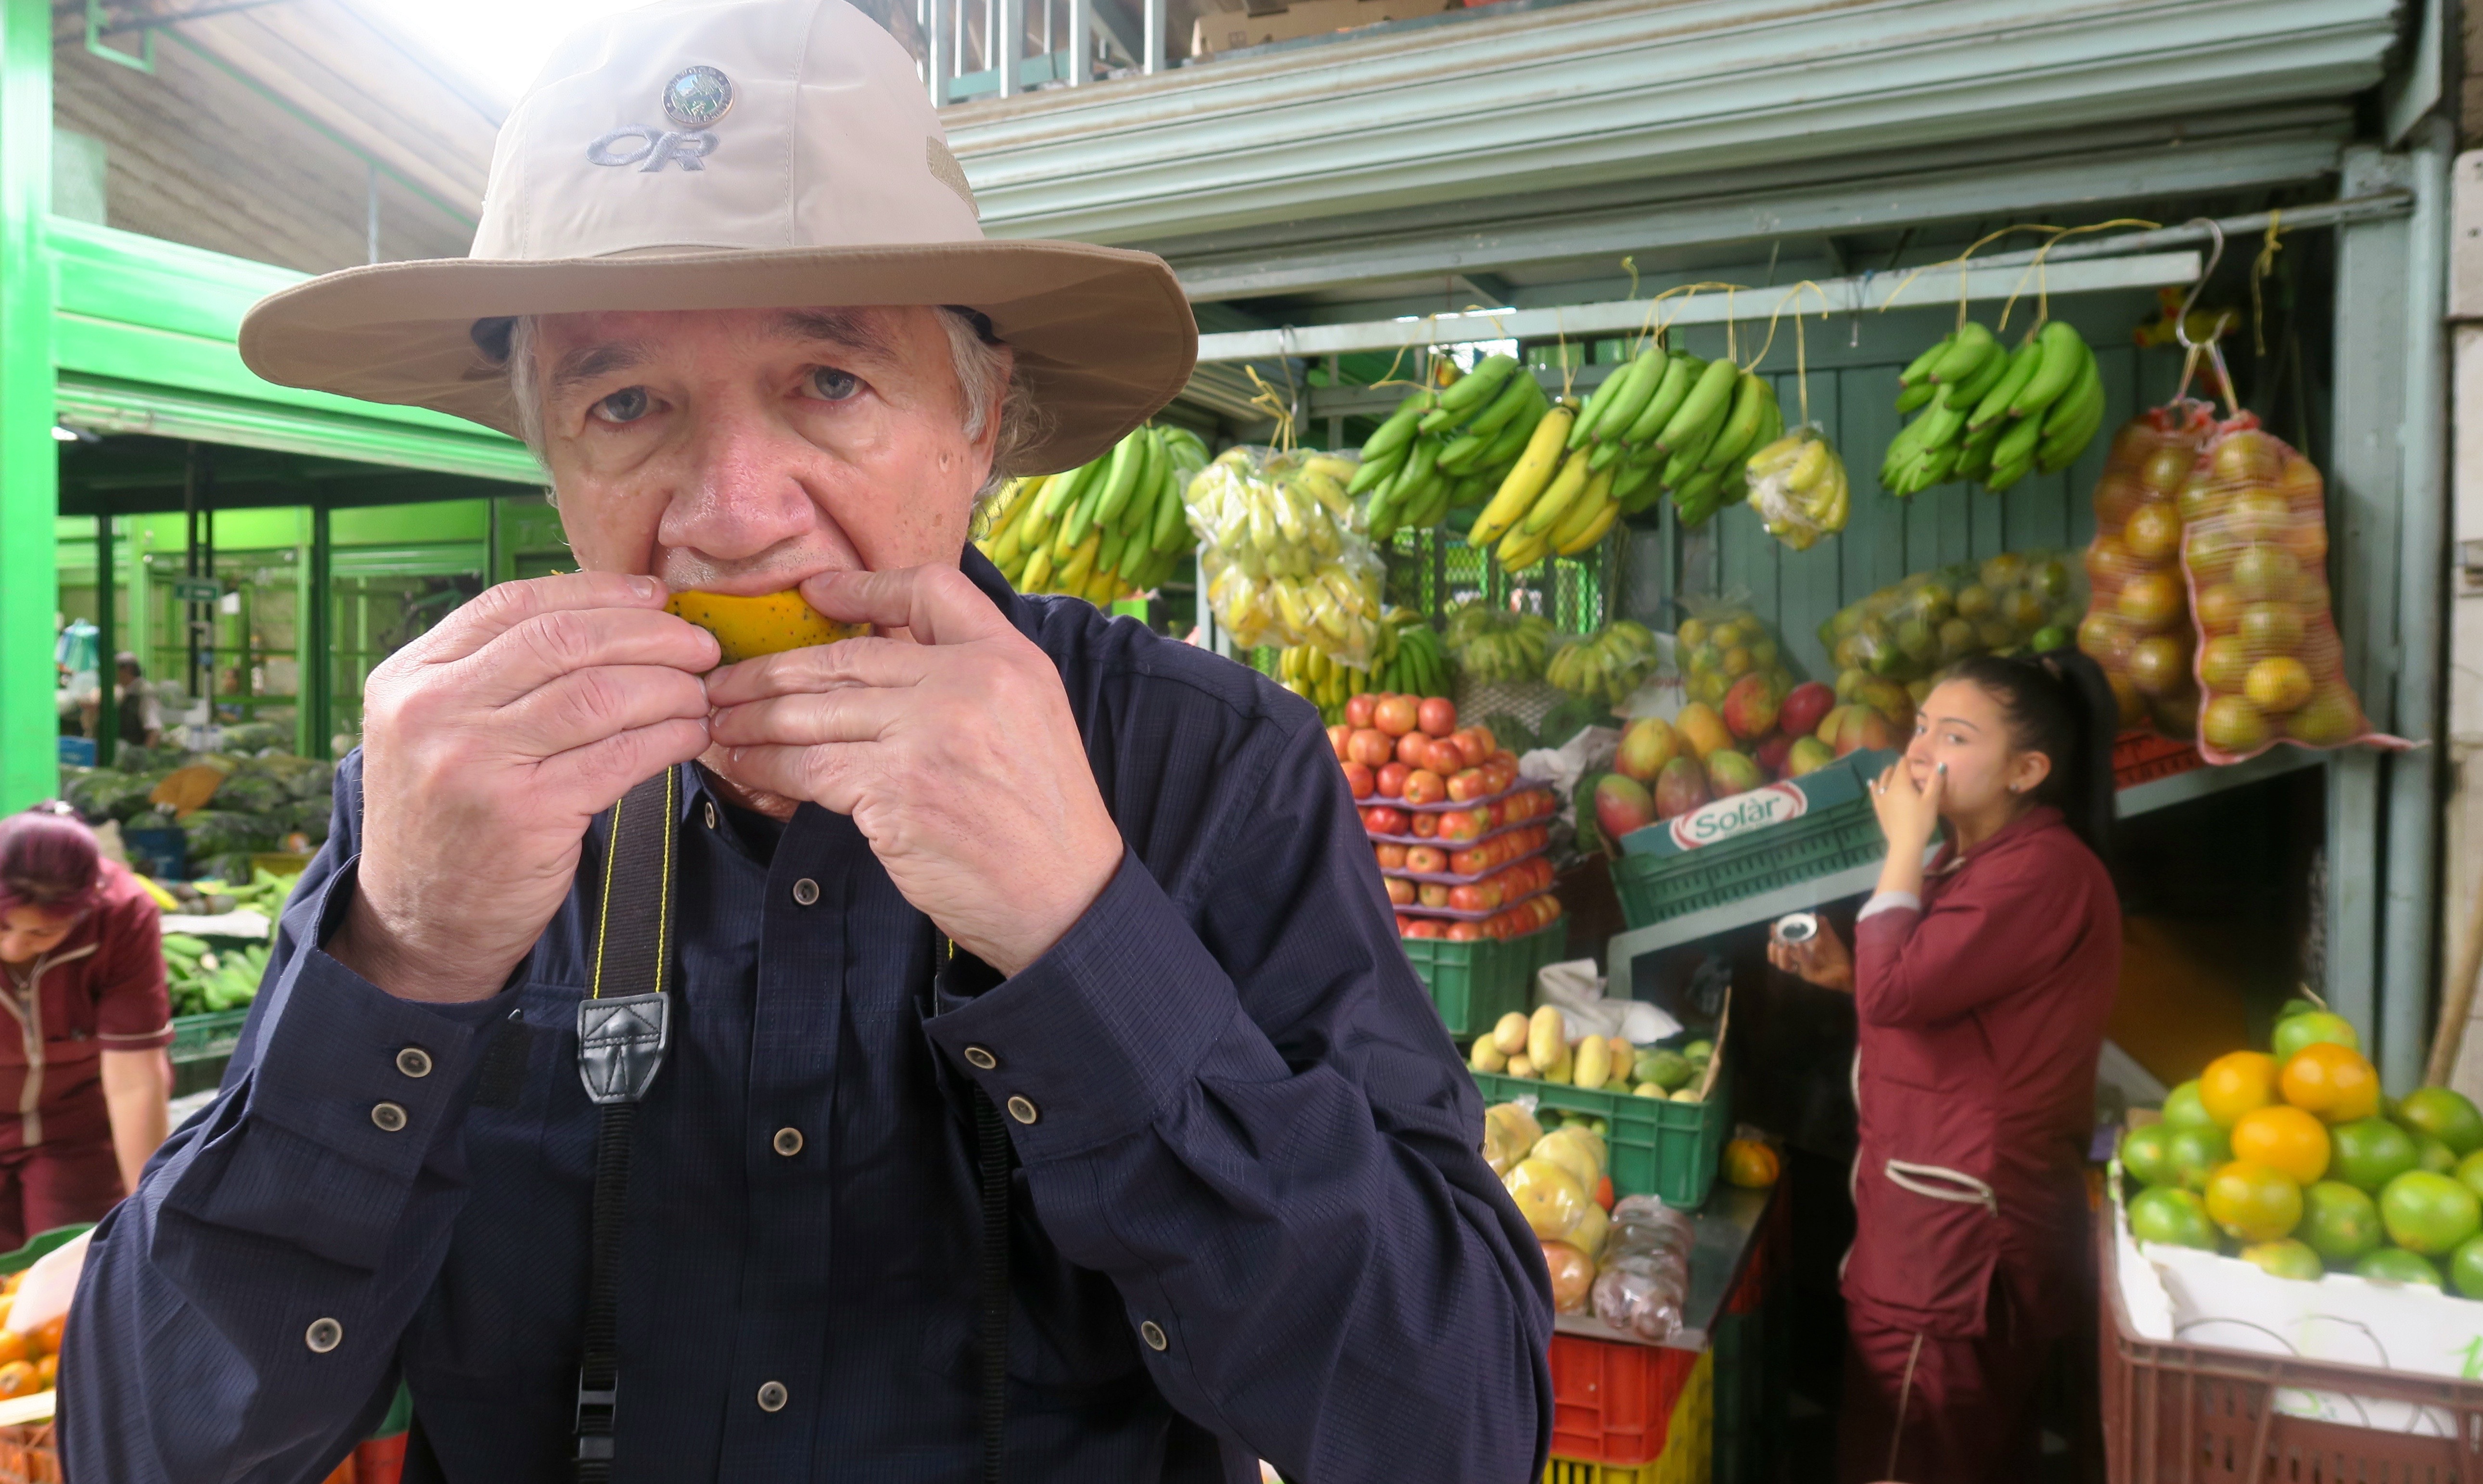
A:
664;66;734;128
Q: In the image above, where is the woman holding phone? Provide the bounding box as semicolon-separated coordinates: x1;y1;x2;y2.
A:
1768;651;2122;1484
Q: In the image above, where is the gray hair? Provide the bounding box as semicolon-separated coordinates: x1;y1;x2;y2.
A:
501;308;1045;507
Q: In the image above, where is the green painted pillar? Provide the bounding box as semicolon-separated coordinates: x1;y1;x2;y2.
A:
0;0;49;807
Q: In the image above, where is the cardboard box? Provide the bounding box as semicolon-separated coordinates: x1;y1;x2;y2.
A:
1190;0;1457;58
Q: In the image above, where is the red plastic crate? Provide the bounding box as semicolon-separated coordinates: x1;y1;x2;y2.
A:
2112;730;2203;791
1550;1333;1702;1467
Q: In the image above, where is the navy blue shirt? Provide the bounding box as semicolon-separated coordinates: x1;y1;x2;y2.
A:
64;552;1553;1483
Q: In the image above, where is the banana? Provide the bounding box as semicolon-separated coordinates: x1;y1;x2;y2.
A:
1150;465;1191;553
1893;381;1937;414
1655;358;1740;453
1520;449;1595;537
1619;353;1699;447
1784;437;1830;492
1926;321;1997;384
1058;529;1102;590
1359;393;1432;464
1942;340;2013;411
1989;402;2047;471
2006;320;2088;420
1899;333;1954;388
1696;372;1767;471
1572;349;1662;448
1433;352;1519;419
1547;467;1616;550
1347;443;1407;496
1466;371;1547;443
1096;427;1156;529
1041;459;1097;520
1020;544;1054;591
1967;339;2046;430
1470;405;1576;547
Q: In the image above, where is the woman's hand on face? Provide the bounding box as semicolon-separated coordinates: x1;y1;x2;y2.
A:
1767;920;1854;993
1871;759;1945;852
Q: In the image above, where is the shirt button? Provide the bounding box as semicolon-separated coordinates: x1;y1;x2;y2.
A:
792;878;820;907
1139;1320;1168;1351
704;801;717;830
305;1318;343;1354
395;1047;433;1079
963;1046;998;1071
371;1102;408;1133
772;1127;804;1157
756;1380;788;1413
1006;1095;1038;1125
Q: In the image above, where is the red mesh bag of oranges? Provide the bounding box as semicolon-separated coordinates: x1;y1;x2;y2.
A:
2177;414;2397;763
2075;401;2217;740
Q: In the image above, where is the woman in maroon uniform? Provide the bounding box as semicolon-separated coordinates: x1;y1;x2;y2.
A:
0;809;171;1248
1770;652;2122;1484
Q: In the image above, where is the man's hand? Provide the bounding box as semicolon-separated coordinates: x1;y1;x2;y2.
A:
704;565;1122;978
333;573;717;1003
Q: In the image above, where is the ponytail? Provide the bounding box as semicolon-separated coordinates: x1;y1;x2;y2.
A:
1941;647;2119;863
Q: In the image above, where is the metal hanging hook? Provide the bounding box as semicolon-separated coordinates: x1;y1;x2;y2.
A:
2174;217;2230;353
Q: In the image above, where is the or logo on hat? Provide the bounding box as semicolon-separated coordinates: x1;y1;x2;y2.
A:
663;66;734;128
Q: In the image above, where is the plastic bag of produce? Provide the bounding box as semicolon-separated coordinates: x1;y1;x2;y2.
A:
1188;446;1385;668
208;772;289;816
2074;404;2217;737
1676;597;1797;711
1443;601;1552;685
182;809;279;860
65;769;150;822
1742;426;1851;551
1820;551;2085;700
2179;416;2399;762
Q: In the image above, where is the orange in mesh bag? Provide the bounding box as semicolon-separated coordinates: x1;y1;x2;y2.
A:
2178;414;2402;763
2076;401;2218;741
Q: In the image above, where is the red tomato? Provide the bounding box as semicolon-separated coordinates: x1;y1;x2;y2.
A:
1343;761;1374;799
1447;882;1502;913
1373;695;1418;737
1393;730;1428;768
1418;883;1450;908
1374;842;1407;869
1436;810;1481;841
1449;846;1488;875
1377;762;1410;799
1403;918;1443;939
1471;724;1497;754
1385;877;1415;906
1417;697;1458;738
1347;729;1394;768
1362;805;1408;834
1448;730;1488;768
1327;724;1352;760
1445;920;1487;941
1403;769;1447;806
1344;693;1378;729
1446;768;1490;802
1406;845;1447;873
1411;812;1439;838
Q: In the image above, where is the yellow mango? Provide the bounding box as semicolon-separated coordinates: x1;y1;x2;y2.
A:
1527;1005;1566;1070
1573;1036;1611;1093
1491;1012;1531;1057
665;590;870;665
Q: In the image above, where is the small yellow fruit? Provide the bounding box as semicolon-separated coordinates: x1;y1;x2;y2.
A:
665;589;870;665
1491;1012;1531;1057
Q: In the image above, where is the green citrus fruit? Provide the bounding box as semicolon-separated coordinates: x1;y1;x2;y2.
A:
2204;1161;2303;1242
2419;1134;2460;1174
2273;1011;2360;1063
2162;1080;2217;1130
2453;1236;2483;1299
2380;1171;2483;1255
2276;998;2324;1022
2128;1187;2218;1250
2354;1247;2444;1287
2457;1150;2483;1205
2240;1238;2324;1280
2163;1123;2232;1192
2120;1124;2175;1188
2297;1181;2383;1266
2328;1117;2420;1193
2397;1087;2483;1156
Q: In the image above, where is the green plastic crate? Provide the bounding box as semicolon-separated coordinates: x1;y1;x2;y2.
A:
1406;921;1565;1038
1471;1061;1732;1209
0;1224;89;1276
169;1008;250;1064
1611;799;1884;931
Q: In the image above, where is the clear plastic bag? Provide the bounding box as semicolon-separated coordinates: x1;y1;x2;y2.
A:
2075;403;2217;738
1743;425;1852;551
2178;415;2397;763
1821;552;2085;706
1188;447;1385;668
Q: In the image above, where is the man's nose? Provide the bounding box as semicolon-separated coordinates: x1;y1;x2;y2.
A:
657;406;822;564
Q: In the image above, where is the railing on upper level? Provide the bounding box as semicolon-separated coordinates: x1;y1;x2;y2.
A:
920;0;1169;105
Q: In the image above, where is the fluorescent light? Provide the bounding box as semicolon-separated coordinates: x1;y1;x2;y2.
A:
362;0;662;104
50;425;77;443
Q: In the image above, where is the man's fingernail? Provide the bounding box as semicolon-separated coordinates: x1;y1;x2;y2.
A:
632;576;663;601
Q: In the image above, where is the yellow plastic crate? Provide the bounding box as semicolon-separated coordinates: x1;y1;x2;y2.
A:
1543;1350;1711;1484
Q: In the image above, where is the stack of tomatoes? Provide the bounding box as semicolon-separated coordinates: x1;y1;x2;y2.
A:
1331;693;1516;810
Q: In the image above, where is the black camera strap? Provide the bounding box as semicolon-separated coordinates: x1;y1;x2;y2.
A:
572;768;678;1483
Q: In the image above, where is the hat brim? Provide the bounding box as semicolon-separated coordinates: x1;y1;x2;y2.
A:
236;239;1198;475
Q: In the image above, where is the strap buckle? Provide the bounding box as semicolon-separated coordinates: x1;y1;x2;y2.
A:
575;1378;617;1459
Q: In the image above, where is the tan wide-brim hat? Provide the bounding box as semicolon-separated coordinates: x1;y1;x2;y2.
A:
237;0;1195;474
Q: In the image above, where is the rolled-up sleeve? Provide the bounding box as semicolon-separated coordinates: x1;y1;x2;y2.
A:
922;704;1554;1484
63;755;518;1484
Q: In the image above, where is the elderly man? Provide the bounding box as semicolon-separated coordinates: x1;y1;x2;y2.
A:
62;1;1551;1481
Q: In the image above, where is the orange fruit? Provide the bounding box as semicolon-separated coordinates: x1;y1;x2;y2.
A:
2199;1051;2278;1128
0;1331;28;1368
1722;1139;1780;1189
2281;1043;2382;1123
0;1361;39;1399
2204;1160;2303;1242
33;1315;64;1357
32;1354;52;1390
2231;1105;2331;1185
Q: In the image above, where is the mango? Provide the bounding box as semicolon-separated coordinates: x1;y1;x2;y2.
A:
1573;1036;1611;1093
665;589;870;665
1675;702;1734;761
1491;1011;1532;1057
1527;1005;1566;1071
1470;1038;1508;1074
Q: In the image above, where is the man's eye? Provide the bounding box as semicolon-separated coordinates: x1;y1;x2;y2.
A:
591;387;652;424
808;368;861;402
